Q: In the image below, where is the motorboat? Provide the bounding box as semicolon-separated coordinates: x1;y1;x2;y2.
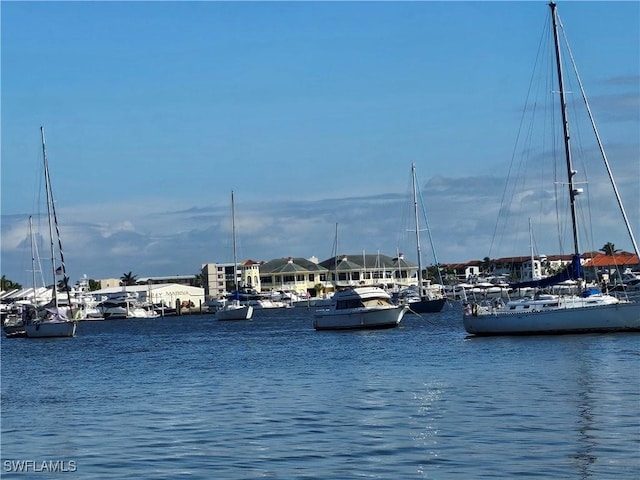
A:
313;286;407;331
97;293;159;319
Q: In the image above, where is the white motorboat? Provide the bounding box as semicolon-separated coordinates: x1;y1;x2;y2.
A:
313;286;408;331
463;3;640;335
98;295;160;319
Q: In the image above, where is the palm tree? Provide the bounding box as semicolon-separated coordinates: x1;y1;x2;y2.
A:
481;257;492;274
1;275;22;291
599;242;620;256
57;277;71;292
120;271;138;286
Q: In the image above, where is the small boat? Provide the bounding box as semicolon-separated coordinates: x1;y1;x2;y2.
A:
3;311;27;338
463;3;640;336
97;296;160;319
313;286;408;331
216;191;253;321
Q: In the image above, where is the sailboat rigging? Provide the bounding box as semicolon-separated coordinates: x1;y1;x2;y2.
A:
24;127;77;338
216;190;253;321
463;2;640;335
398;163;446;314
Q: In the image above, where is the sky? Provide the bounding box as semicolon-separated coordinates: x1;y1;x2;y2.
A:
1;1;639;287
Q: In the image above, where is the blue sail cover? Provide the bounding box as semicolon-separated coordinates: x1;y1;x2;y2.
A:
509;254;583;289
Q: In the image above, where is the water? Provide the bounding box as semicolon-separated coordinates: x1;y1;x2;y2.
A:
2;306;638;479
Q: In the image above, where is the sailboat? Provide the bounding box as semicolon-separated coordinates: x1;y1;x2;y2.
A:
463;2;640;335
24;127;77;338
216;190;254;321
399;163;446;314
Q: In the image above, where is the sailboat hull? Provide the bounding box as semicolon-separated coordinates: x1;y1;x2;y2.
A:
407;297;446;314
25;320;76;338
216;305;253;321
313;307;406;331
463;301;640;336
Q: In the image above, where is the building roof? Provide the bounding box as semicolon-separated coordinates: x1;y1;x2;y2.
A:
319;253;417;271
92;283;204;295
137;275;195;282
583;252;639;268
259;257;329;274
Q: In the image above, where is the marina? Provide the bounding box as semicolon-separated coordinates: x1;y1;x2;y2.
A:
1;2;639;477
1;307;638;478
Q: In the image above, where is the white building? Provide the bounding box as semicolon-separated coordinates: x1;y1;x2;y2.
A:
92;283;205;309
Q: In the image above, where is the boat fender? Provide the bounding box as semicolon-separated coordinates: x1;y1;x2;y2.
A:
472;304;478;316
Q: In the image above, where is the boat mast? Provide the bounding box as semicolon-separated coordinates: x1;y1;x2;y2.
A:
41;127;59;309
528;218;537;280
550;2;580;256
231;190;239;295
411;163;424;296
29;216;38;307
41;127;74;314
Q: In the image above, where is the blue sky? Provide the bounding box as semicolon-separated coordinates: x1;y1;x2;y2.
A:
2;1;639;287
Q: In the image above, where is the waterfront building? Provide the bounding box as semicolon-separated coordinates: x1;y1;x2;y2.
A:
91;283;205;309
258;257;330;297
319;253;418;291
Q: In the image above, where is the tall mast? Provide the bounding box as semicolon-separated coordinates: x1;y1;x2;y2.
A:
550;2;580;256
41;126;73;313
41;127;59;308
231;190;238;293
29;216;38;306
412;163;424;296
528;218;536;280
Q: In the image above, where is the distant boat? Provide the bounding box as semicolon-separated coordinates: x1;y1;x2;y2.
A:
3;217;37;338
97;292;160;319
401;163;446;314
313;286;407;331
24;127;76;338
463;3;640;335
216;191;253;321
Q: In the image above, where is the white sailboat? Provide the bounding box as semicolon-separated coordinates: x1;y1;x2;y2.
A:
25;127;77;338
216;190;254;321
399;163;446;314
463;2;640;335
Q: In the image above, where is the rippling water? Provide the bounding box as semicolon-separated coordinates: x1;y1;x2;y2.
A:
2;305;638;479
